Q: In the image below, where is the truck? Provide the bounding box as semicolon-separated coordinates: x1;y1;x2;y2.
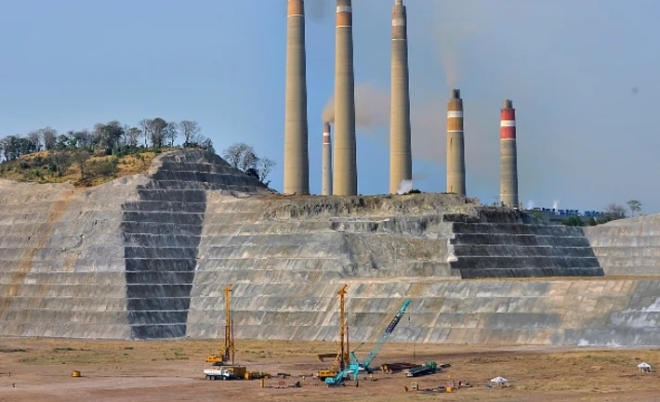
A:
203;368;237;381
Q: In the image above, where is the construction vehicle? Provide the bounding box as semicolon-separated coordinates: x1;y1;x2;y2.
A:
204;367;237;381
205;284;235;366
405;361;437;377
381;362;420;374
325;299;411;386
315;284;349;381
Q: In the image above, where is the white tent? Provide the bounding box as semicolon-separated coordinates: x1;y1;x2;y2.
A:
490;376;509;386
637;363;652;372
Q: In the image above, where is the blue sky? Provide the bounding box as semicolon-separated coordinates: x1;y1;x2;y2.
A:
1;0;659;213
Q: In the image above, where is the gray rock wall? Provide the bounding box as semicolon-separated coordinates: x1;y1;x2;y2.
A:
0;179;142;338
121;151;270;339
188;279;660;347
448;209;604;278
0;149;655;347
584;215;660;276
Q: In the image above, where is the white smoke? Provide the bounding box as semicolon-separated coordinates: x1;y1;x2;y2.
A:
526;200;535;210
552;198;560;211
397;179;414;195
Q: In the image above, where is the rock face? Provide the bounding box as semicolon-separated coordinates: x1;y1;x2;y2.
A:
584;215;660;276
447;209;603;278
121;151;271;339
190;279;660;347
0;149;656;347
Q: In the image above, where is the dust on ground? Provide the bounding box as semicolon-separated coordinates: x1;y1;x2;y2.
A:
0;338;658;402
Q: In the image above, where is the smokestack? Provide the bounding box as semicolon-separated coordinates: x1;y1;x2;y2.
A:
500;99;519;208
322;122;333;195
283;0;310;195
389;0;412;194
446;89;466;195
333;0;357;195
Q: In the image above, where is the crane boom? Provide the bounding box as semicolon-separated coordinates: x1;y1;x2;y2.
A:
360;299;411;370
326;299;411;386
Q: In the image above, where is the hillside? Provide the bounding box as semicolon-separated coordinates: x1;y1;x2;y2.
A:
0;148;175;187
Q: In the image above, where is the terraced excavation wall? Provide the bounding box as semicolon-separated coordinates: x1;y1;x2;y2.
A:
0;178;139;338
447;209;603;278
584;215;660;276
121;151;270;339
0;151;270;339
188;279;660;347
0;149;655;347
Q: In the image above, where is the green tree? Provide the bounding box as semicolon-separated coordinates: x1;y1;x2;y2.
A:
627;199;642;216
561;216;584;227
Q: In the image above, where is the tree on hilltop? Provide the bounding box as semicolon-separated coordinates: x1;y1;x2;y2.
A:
627;199;642;216
593;203;627;225
222;142;276;185
179;120;202;146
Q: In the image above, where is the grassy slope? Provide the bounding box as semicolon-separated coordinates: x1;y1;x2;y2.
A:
0;149;173;187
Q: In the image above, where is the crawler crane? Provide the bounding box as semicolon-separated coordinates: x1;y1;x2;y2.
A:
205;284;235;366
325;299;411;386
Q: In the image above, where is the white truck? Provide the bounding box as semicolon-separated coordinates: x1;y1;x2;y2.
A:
203;368;236;380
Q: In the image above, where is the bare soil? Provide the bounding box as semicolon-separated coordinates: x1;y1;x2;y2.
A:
0;338;658;402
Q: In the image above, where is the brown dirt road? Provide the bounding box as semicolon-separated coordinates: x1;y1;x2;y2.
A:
0;338;658;402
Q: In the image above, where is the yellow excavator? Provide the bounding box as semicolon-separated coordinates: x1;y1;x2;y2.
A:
316;284;349;381
205;284;235;366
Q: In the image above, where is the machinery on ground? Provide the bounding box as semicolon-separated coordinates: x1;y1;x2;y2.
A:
325;299;411;387
316;284;349;381
205;284;235;366
405;361;437;377
204;367;237;381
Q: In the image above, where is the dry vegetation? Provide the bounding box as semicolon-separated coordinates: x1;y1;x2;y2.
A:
0;149;165;187
0;338;658;402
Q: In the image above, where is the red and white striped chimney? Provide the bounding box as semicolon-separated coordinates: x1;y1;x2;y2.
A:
499;99;518;208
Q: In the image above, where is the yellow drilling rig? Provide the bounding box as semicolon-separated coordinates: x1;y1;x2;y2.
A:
316;284;349;381
205;284;235;366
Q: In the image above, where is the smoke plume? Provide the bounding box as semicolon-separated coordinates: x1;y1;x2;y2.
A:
321;83;474;167
321;83;390;130
431;1;484;89
307;0;332;22
396;179;414;195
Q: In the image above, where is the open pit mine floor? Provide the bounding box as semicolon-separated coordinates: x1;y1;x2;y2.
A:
0;339;658;402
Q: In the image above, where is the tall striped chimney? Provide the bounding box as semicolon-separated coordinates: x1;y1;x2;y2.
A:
333;0;357;195
446;89;466;195
283;0;310;195
389;0;412;194
322;122;333;195
500;99;518;208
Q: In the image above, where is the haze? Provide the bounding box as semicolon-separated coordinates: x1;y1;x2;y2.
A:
0;0;658;212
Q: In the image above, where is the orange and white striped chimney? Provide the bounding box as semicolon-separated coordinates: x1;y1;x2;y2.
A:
499;99;518;208
446;89;466;195
333;0;357;195
322;122;332;195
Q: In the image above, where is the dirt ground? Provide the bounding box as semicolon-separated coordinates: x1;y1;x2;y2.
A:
0;338;658;402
